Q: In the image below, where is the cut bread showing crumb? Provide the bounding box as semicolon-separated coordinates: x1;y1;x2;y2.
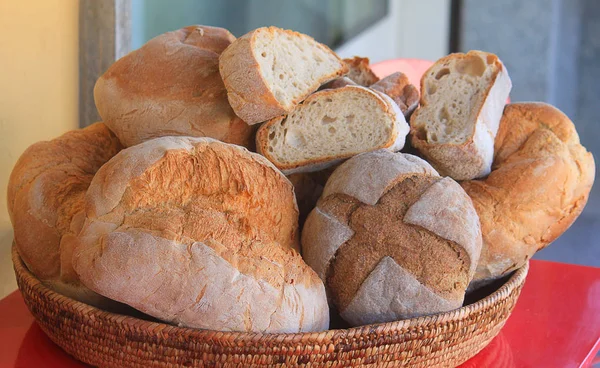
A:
219;27;348;125
410;50;512;180
256;86;409;174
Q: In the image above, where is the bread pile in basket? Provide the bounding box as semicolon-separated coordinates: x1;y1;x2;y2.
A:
8;25;595;333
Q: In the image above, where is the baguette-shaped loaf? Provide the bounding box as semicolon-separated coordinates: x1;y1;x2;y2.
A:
94;25;253;148
302;150;482;326
73;137;330;333
7;123;123;307
410;51;512;180
256;86;409;174
462;103;595;286
219;27;348;125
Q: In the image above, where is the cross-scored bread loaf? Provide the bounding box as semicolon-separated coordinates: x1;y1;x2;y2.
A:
462;103;595;287
8;123;123;307
72;137;329;333
343;56;380;86
256;85;409;174
301;150;482;326
370;72;420;118
219;27;348;125
410;50;512;180
94;25;254;148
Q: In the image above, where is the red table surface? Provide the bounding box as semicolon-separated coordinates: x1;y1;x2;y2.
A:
0;260;598;368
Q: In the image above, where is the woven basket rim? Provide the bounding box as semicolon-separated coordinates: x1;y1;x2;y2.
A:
12;243;529;343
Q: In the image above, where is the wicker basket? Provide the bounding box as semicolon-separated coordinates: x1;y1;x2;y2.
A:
13;245;528;367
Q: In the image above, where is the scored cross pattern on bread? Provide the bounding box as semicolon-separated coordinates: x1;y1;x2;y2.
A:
256;85;409;174
301;150;482;326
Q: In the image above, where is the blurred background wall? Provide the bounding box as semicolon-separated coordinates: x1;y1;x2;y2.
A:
0;0;79;297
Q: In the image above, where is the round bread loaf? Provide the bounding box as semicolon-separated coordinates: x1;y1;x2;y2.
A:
94;25;254;148
72;137;329;333
7;123;122;306
301;150;482;326
462;102;595;286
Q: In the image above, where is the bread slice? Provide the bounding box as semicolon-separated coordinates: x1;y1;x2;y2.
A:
219;27;348;125
256;85;409;174
370;72;420;118
344;56;380;86
410;50;512;180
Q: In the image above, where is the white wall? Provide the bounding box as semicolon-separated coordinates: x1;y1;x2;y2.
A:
336;0;451;62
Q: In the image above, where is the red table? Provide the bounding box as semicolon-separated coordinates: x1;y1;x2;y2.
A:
0;260;598;367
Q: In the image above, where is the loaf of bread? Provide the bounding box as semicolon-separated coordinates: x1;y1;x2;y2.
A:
370;72;420;118
256;85;409;174
8;123;122;306
343;56;380;86
302;150;482;326
462;103;595;286
219;26;348;125
287;168;335;227
73;137;329;332
94;25;254;148
410;51;512;180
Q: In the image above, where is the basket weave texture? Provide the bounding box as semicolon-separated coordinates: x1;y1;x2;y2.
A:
13;245;528;367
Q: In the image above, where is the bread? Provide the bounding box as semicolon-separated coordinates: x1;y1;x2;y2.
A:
321;76;357;90
7;123;122;306
94;25;254;148
370;72;420;118
462;103;595;286
302;150;482;326
72;137;329;333
343;56;380;86
219;26;348;125
256;85;409;174
410;51;512;180
287;168;335;227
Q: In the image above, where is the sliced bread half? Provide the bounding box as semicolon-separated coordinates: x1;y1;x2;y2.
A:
256;86;409;174
219;27;348;125
410;50;512;180
343;56;380;86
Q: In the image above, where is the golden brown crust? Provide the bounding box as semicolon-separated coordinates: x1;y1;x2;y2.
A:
219;27;348;125
462;102;595;283
344;56;380;86
370;72;420;117
8;123;122;282
95;25;253;148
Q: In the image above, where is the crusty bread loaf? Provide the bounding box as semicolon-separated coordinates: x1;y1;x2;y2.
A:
94;25;254;148
287;168;335;227
344;56;380;86
302;150;482;326
370;72;420;118
256;86;409;174
219;26;348;125
462;103;595;286
73;137;329;333
321;76;357;90
7;123;122;306
410;51;512;180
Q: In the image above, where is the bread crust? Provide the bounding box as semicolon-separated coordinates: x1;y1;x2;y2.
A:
255;86;408;174
72;137;329;332
410;51;512;180
462;102;595;284
302;150;482;326
8;123;122;304
370;72;420;118
219;27;348;125
95;25;253;148
343;56;380;86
